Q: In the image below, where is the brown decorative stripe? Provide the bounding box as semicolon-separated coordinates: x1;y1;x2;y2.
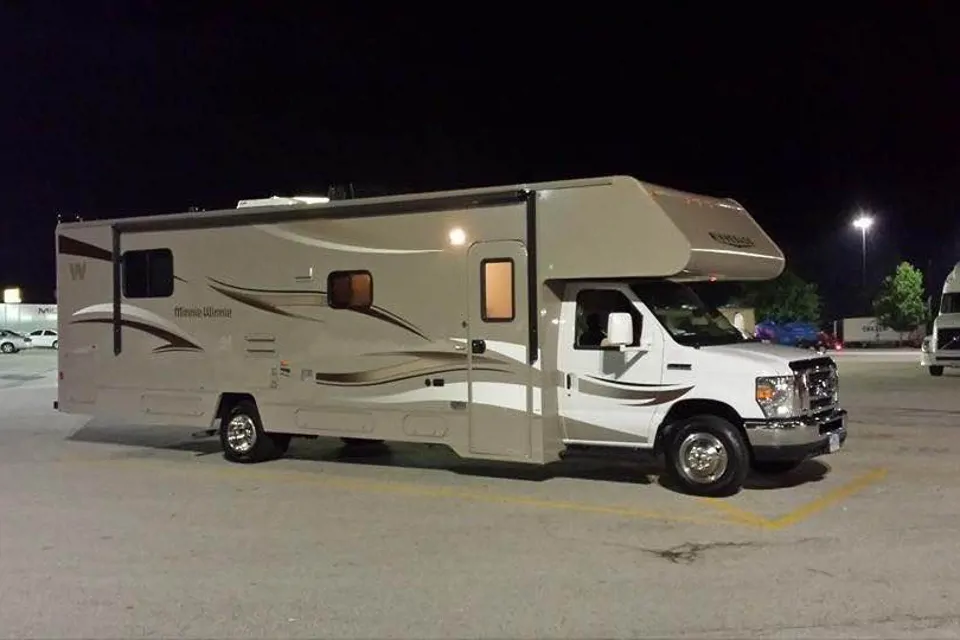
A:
208;279;322;323
584;375;676;389
578;377;693;405
350;305;430;341
622;385;694;406
58;236;113;262
368;349;509;366
205;278;430;340
72;317;203;353
315;363;512;387
58;236;189;284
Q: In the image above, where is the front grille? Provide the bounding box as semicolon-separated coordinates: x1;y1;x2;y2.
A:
807;368;837;410
790;357;839;414
937;328;960;351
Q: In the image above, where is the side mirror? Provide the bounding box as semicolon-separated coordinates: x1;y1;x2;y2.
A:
606;312;634;347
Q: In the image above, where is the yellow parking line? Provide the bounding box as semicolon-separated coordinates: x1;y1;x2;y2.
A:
764;467;889;530
697;467;889;530
73;457;887;530
695;497;773;528
83;457;750;528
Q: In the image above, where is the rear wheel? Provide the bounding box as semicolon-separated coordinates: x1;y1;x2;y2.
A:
930;365;944;377
662;414;750;497
220;399;289;463
1;342;15;354
52;340;58;349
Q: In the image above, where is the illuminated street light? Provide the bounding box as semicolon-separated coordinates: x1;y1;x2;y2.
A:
852;213;874;288
3;287;22;304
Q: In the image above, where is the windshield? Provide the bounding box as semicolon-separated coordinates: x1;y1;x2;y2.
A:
629;280;749;347
942;293;960;314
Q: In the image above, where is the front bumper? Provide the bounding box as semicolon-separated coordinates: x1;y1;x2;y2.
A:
743;408;847;462
921;351;960;367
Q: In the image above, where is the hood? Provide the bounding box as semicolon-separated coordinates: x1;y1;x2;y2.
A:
697;341;821;374
935;314;960;330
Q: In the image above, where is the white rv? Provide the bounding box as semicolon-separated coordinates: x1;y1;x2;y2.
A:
54;176;847;496
921;261;960;376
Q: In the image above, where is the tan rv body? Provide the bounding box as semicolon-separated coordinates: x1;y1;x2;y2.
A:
55;175;845;497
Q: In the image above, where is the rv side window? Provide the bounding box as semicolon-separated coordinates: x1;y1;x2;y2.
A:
121;249;174;299
327;270;373;309
480;258;515;322
574;289;642;349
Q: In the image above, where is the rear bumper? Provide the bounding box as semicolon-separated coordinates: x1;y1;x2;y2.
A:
743;408;847;462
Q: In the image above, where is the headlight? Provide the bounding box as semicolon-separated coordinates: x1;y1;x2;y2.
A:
755;375;802;418
922;336;932;353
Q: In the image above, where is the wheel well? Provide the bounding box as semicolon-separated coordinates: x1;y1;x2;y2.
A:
213;392;256;424
654;399;746;453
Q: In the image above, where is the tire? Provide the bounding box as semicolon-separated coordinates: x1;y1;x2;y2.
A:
752;459;803;475
930;366;944;377
52;340;58;350
0;342;15;354
219;399;289;463
662;414;750;497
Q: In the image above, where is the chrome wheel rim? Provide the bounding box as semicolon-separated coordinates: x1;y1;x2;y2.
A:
226;414;257;453
677;432;728;484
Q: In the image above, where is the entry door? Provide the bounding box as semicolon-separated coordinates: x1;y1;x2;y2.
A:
466;240;533;460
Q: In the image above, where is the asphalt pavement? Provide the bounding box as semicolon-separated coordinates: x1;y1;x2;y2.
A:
2;349;960;638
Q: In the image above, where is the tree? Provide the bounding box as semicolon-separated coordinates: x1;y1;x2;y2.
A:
735;269;822;324
872;261;928;333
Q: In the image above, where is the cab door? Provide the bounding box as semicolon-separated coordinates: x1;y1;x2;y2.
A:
465;240;533;460
557;283;665;446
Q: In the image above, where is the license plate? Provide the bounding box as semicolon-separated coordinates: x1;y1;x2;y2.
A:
828;433;841;453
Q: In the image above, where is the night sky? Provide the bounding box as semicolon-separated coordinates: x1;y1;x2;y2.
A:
3;2;959;319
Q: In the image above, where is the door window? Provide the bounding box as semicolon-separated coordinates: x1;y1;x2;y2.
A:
574;289;642;349
480;258;515;322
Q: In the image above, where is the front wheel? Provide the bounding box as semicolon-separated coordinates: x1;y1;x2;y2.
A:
0;342;16;354
662;414;750;497
930;365;944;377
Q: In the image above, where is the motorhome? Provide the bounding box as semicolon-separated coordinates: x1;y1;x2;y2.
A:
921;261;960;376
54;175;847;497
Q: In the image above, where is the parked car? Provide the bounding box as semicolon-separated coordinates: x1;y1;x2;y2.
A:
0;329;32;354
27;328;58;349
755;320;841;353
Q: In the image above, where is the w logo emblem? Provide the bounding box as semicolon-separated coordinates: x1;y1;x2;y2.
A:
69;262;86;281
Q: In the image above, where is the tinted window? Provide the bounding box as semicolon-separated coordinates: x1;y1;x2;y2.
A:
574;289;642;349
327;271;373;309
122;249;174;298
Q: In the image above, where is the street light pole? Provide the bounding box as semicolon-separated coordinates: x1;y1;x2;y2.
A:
852;213;874;290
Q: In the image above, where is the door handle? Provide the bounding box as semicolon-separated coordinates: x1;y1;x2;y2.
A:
471;339;486;354
565;373;572;389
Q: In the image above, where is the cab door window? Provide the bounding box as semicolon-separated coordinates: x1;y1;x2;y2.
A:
574;289;643;349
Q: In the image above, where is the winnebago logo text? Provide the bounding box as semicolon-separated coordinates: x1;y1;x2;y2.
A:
174;306;233;319
708;232;756;249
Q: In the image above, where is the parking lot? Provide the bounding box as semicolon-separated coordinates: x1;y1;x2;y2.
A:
3;349;960;638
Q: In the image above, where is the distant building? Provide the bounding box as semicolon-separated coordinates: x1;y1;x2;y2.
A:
0;303;58;332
